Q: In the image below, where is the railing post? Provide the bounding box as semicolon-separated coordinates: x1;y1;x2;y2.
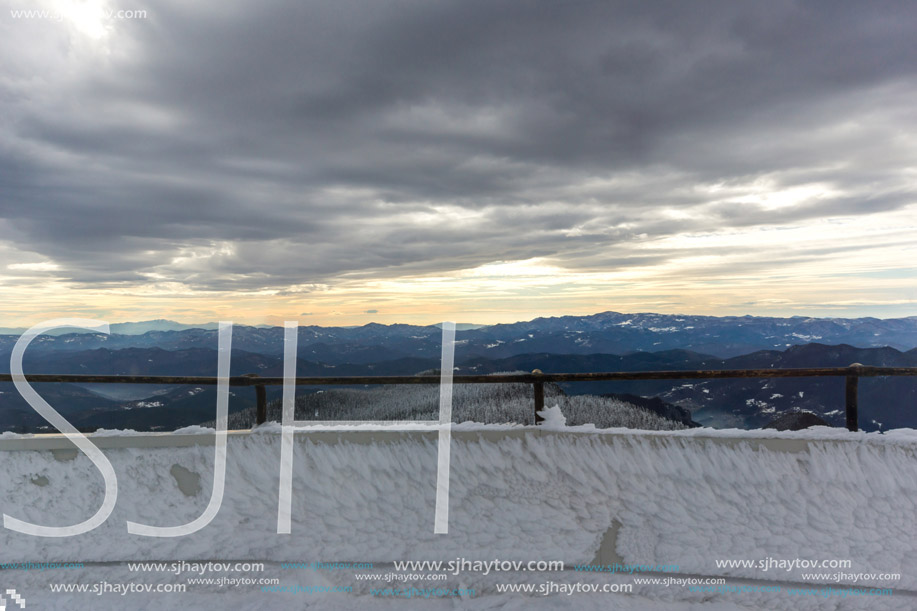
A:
243;373;268;425
532;369;544;425
256;384;267;425
845;363;862;432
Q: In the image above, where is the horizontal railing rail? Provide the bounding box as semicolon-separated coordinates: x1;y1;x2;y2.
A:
3;364;916;431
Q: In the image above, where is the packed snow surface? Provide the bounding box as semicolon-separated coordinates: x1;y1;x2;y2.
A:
1;424;915;609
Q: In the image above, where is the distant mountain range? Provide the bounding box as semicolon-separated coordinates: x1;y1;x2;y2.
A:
1;311;916;433
0;319;222;336
2;311;916;361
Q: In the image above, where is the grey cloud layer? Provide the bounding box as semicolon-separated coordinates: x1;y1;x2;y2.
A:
2;0;916;289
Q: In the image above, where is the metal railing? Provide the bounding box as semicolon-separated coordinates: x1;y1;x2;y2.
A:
3;363;916;431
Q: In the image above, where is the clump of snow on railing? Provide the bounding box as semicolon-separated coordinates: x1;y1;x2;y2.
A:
537;404;567;430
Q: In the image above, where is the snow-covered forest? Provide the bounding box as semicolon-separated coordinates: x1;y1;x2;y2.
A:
209;375;689;431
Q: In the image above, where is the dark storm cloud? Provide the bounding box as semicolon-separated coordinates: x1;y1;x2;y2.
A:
1;0;916;290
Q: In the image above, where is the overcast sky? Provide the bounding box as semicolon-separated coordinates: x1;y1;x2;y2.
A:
1;0;916;326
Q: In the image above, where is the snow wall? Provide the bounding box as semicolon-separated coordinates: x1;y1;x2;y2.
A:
1;425;915;589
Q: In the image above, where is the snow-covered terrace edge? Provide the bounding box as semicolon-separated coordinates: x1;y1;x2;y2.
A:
1;424;915;590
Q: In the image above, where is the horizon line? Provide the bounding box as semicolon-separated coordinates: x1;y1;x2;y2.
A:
2;309;917;335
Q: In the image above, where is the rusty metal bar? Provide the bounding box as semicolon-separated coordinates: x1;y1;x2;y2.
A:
2;366;916;387
3;365;915;431
532;369;545;424
241;373;269;425
846;363;862;432
255;384;267;425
